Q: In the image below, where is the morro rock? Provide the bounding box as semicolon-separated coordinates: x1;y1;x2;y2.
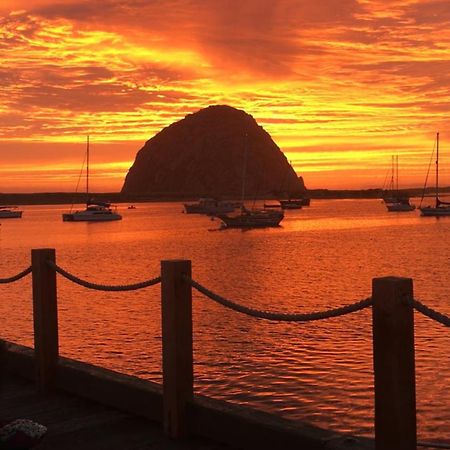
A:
121;105;306;198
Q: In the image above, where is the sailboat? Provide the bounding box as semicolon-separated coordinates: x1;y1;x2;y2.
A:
420;132;450;217
62;137;122;222
383;155;415;212
217;133;284;228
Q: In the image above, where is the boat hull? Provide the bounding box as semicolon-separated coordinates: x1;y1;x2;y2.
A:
217;210;284;228
420;206;450;217
386;202;415;212
0;211;22;218
62;212;122;221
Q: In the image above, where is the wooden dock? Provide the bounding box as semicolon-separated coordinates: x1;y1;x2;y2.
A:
1;372;237;450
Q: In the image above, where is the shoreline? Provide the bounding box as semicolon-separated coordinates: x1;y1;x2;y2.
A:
0;187;446;206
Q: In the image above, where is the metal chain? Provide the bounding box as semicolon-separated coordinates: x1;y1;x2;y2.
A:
184;275;373;322
413;299;450;328
47;260;161;291
0;266;32;284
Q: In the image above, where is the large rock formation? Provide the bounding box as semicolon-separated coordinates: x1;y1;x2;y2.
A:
121;105;306;198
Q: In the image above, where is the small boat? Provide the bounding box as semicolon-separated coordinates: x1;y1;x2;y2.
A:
0;206;23;218
420;132;450;216
217;206;284;228
62;137;122;222
128;205;137;209
184;198;240;215
383;156;415;212
386;201;416;212
263;202;281;209
279;199;303;210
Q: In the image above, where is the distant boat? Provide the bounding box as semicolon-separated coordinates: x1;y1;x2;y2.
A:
0;206;23;219
383;155;415;212
218;132;284;229
420;132;450;216
217;207;284;228
263;201;281;209
128;205;136;209
184;198;240;215
62;137;122;222
279;199;303;210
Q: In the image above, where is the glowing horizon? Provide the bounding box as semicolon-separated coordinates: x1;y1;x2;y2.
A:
1;1;450;192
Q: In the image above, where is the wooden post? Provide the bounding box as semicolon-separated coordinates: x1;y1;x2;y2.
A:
161;260;193;439
372;277;416;450
32;248;59;393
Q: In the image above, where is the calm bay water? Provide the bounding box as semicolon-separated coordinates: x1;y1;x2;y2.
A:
1;199;449;441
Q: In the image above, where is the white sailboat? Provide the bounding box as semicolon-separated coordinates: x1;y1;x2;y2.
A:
62;137;122;222
384;155;415;212
420;132;450;217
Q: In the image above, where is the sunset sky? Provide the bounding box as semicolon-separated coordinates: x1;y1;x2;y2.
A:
1;0;450;192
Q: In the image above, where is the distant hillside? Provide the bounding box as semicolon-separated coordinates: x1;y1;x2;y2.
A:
121;105;306;198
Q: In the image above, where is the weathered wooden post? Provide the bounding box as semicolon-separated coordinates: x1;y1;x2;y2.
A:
32;248;59;393
161;259;193;439
372;276;416;450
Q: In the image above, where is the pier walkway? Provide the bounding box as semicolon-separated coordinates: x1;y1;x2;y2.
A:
1;373;236;450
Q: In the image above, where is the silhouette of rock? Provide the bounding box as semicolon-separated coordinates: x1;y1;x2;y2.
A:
121;105;306;198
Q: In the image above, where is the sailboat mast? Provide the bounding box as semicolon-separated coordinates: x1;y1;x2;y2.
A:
396;155;399;193
390;155;395;193
436;132;439;207
86;135;90;202
241;132;248;203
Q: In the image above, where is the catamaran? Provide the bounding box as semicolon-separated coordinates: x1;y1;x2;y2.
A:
420;132;450;216
62;137;122;222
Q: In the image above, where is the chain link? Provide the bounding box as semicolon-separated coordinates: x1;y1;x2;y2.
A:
184;275;372;322
47;260;161;291
0;266;32;284
413;299;450;328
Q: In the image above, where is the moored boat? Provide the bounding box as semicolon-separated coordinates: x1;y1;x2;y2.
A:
0;206;23;219
217;206;284;228
419;132;450;217
184;198;240;215
62;137;122;222
62;200;121;222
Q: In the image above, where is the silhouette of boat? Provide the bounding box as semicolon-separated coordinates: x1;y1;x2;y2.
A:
128;205;136;209
383;156;415;212
0;206;23;218
217;207;284;228
218;133;284;229
62;137;122;222
184;198;240;215
279;199;303;210
420;132;450;216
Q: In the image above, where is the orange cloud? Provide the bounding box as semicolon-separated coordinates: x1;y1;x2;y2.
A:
1;1;450;191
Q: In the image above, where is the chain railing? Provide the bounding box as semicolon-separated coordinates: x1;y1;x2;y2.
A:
184;275;373;321
47;260;161;291
0;266;32;284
